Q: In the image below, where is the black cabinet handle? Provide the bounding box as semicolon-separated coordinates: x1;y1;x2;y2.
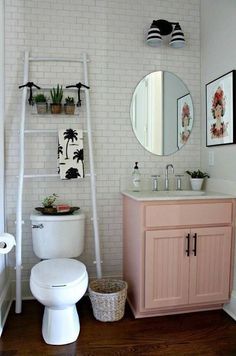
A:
185;233;190;256
192;233;197;256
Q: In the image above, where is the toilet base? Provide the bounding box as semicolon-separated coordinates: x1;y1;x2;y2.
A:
42;304;80;345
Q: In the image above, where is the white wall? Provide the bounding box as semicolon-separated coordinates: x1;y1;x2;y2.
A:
5;0;201;295
0;0;5;279
201;0;236;319
0;0;13;335
201;0;236;180
0;0;5;291
0;0;4;233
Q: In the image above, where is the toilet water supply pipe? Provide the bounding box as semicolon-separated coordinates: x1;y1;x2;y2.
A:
15;51;29;313
83;53;102;279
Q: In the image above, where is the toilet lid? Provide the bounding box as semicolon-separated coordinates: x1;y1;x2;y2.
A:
31;259;87;288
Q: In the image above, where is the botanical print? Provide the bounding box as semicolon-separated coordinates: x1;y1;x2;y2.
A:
73;148;84;178
65;167;81;179
58;142;63;158
210;86;228;139
58;128;84;179
177;94;193;149
206;71;235;146
63;128;78;159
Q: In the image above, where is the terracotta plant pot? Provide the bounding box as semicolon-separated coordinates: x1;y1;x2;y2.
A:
36;102;47;114
50;103;62;114
64;104;75;115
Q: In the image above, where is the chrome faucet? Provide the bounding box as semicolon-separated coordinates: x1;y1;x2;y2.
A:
151;175;160;191
165;164;174;190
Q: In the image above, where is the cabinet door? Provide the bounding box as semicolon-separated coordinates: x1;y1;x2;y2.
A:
145;229;189;309
189;227;232;304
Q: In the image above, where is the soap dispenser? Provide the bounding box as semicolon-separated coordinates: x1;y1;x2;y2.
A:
132;162;141;192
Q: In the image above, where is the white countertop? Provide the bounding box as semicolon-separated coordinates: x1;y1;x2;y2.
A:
121;190;236;201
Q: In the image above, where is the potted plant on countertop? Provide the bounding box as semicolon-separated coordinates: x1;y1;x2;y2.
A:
50;84;63;114
33;93;48;114
185;169;210;191
64;96;75;115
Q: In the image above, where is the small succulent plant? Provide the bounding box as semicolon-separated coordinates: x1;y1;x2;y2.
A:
33;93;47;103
50;85;63;104
65;96;75;105
42;193;58;208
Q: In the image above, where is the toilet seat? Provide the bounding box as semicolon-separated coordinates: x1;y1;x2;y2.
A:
31;258;87;289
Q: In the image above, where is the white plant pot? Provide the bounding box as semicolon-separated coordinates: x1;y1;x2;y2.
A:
190;178;204;191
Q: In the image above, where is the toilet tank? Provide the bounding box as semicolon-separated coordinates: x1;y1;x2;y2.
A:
30;212;85;259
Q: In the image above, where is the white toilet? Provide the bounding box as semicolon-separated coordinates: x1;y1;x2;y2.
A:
29;212;88;345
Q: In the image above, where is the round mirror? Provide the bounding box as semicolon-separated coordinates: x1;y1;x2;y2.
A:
130;71;194;156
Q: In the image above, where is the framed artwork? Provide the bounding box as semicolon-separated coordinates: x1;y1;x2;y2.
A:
206;70;236;147
177;93;193;149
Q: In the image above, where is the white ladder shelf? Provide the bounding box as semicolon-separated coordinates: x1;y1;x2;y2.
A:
15;51;102;314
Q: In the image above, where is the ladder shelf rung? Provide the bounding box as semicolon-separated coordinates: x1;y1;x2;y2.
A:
24;129;88;134
24;129;57;134
28;113;86;119
29;57;89;63
29;86;87;91
22;173;91;179
23;174;58;178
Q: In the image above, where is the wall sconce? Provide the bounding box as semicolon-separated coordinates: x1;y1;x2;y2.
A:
146;19;185;48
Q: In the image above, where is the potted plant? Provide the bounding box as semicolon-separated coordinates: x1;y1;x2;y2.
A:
185;170;210;191
42;193;58;213
50;84;63;114
33;93;48;114
64;96;75;115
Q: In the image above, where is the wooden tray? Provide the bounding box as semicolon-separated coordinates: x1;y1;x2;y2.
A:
35;207;80;215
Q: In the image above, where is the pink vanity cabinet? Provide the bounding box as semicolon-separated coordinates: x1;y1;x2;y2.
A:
123;196;235;318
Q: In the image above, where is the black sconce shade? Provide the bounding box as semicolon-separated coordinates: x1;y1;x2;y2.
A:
146;19;185;48
169;23;185;48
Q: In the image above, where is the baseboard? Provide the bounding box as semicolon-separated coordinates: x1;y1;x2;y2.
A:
223;291;236;321
0;278;13;336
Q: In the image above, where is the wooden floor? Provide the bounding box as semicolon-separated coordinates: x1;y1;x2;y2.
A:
0;298;236;356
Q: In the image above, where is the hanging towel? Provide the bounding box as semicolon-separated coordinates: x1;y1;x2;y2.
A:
58;128;84;179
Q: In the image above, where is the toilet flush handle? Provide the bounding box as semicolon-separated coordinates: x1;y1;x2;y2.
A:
32;224;44;229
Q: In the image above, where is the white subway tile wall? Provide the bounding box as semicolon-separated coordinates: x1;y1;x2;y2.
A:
5;0;200;289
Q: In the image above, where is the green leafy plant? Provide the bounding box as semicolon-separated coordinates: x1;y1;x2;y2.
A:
42;193;58;208
50;85;63;104
65;96;75;105
33;93;47;103
185;170;210;179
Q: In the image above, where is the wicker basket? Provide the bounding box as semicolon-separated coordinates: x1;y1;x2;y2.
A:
89;279;128;322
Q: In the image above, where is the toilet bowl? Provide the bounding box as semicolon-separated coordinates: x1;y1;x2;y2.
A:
30;212;88;345
30;258;88;345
